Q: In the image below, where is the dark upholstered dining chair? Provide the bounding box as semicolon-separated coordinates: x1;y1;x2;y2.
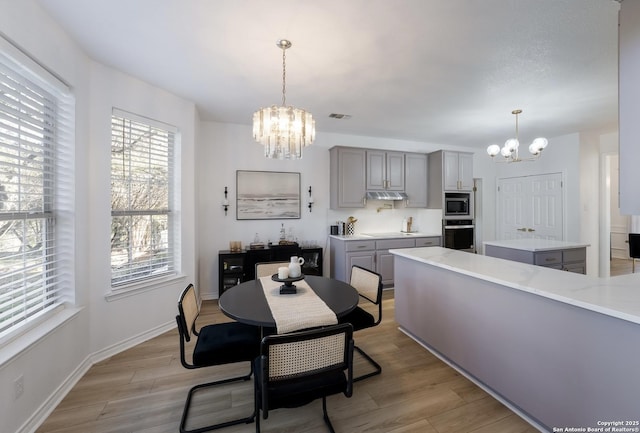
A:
338;265;383;381
254;323;354;433
176;283;261;433
629;233;640;273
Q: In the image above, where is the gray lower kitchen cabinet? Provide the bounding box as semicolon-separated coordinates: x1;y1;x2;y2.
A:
346;251;376;277
330;146;366;209
485;244;587;274
415;236;440;247
375;238;415;286
330;236;441;286
331;239;376;282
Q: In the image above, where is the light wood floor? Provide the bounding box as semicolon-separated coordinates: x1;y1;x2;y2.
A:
610;258;636;276
36;291;539;433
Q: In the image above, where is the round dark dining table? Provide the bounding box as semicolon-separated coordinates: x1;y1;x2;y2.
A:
219;275;359;328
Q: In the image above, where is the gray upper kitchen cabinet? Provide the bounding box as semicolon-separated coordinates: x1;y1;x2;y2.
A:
366;150;405;191
427;150;474;208
443;151;473;191
330;146;366;209
404;152;428;208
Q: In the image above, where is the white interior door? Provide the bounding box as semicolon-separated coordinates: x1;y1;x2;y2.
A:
497;173;564;240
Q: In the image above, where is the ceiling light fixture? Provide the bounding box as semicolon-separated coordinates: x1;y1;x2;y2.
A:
486;109;548;163
252;39;315;159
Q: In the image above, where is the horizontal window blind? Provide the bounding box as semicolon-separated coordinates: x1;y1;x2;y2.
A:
110;110;176;287
0;56;64;337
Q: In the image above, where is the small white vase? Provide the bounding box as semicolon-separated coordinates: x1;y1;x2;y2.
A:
288;256;305;278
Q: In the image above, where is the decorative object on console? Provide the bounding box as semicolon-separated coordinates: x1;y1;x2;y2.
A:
307;186;314;212
250;233;265;250
222;186;229;215
486;109;548;163
236;170;301;220
252;39;315;160
346;216;357;236
229;241;242;252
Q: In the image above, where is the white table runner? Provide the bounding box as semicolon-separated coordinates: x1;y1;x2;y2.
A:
259;276;338;334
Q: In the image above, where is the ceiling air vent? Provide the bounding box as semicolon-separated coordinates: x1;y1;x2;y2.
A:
329;113;352;119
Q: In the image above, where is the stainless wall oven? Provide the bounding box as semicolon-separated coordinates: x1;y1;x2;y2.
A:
443;219;475;252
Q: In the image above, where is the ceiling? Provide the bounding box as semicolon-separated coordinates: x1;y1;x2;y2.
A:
36;0;621;149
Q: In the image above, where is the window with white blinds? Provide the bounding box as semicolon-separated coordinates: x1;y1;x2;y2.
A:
110;110;177;287
0;41;74;339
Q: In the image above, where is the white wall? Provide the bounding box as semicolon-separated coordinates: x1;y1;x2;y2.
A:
0;2;199;432
86;62;198;354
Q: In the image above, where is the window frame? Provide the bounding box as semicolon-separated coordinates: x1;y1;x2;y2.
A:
109;108;179;291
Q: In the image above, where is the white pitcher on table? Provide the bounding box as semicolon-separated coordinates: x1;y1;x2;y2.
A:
288;256;305;278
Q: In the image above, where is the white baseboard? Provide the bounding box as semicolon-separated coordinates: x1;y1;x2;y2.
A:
19;320;176;433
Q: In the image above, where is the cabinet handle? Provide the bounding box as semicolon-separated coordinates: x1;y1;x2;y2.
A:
357;245;366;249
527;228;535;232
517;228;527;232
545;258;556;262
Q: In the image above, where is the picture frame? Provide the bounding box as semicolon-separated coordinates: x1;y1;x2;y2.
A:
236;170;301;220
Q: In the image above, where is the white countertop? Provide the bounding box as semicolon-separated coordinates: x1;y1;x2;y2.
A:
329;232;441;241
390;247;640;325
483;238;590;252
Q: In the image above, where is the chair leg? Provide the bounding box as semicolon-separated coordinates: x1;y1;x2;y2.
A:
180;364;256;433
322;396;336;433
353;345;382;382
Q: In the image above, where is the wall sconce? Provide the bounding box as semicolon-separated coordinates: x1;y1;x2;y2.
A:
222;186;229;215
307;186;314;212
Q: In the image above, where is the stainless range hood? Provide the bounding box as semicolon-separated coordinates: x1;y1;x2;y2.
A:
366;191;408;201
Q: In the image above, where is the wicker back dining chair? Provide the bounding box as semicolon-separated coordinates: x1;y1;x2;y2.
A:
255;261;290;278
254;323;354;433
338;265;383;381
176;283;261;432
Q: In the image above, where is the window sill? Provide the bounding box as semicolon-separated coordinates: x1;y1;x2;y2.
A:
104;273;187;302
0;305;83;368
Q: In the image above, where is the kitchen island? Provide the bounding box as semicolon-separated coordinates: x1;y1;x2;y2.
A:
390;246;640;432
484;238;590;274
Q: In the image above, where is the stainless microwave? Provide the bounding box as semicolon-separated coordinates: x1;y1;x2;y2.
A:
444;192;471;217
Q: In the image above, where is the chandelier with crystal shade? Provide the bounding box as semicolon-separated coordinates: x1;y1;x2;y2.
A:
252;39;315;159
486;109;548;163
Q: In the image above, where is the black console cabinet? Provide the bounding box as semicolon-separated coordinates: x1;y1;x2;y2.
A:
218;246;323;295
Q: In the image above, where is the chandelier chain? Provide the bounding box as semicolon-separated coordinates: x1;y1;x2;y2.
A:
281;46;287;107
